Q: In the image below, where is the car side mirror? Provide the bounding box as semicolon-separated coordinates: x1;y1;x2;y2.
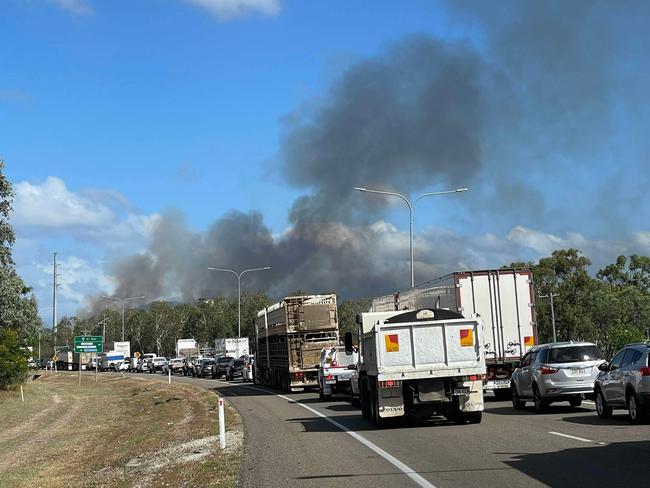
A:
598;362;609;372
344;332;354;355
347;364;357;370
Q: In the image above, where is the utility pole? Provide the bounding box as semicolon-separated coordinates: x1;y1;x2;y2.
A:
52;252;59;343
539;292;559;342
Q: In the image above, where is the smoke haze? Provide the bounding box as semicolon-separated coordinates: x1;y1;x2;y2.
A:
84;1;650;312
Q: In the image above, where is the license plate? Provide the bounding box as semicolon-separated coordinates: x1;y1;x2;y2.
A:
493;380;510;387
453;387;470;396
572;368;586;374
325;380;336;385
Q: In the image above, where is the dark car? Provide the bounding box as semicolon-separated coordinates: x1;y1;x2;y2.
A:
214;356;234;379
196;358;215;378
226;359;244;381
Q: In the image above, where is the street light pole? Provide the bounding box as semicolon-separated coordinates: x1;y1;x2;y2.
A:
102;295;145;341
208;266;271;338
354;187;468;287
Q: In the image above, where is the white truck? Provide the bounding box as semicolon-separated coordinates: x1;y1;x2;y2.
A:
100;351;126;371
350;308;485;428
105;341;131;358
318;346;358;401
176;338;198;358
214;337;249;359
371;268;537;399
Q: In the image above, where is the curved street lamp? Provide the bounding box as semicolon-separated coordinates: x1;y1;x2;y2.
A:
354;187;468;287
208;266;271;338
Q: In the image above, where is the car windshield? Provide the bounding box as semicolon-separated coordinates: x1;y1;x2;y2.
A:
203;359;214;365
233;361;243;367
548;345;603;364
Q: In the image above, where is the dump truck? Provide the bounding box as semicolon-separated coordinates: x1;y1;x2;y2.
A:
351;308;486;428
254;294;339;392
371;268;537;399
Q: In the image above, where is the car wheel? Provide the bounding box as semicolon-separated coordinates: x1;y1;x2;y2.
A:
533;385;548;414
595;389;612;419
511;384;526;410
628;391;647;424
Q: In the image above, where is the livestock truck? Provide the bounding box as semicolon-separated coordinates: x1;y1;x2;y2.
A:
351;308;486;428
254;294;340;392
371;268;537;399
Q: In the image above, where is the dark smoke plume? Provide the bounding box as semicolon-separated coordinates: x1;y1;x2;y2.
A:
83;2;650;312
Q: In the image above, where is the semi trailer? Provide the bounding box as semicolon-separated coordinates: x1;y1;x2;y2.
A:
254;294;340;392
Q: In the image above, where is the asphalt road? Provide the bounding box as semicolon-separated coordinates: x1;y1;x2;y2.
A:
146;374;650;488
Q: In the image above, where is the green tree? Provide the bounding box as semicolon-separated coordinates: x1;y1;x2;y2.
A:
337;297;372;337
0;328;29;389
0;161;42;388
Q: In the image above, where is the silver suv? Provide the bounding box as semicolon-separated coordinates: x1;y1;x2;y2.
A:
511;342;605;413
594;343;650;424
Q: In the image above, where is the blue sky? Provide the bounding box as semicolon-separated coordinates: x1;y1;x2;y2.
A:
2;0;650;324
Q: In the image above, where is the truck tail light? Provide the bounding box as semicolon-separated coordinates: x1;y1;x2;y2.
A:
291;372;304;379
639;367;650;376
379;380;402;388
540;366;559;375
325;374;334;380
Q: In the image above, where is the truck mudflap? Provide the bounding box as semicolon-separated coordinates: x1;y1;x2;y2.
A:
457;380;484;412
378;387;405;418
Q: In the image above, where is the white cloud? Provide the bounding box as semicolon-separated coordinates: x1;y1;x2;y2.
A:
13;177;114;228
46;0;93;15
37;255;114;303
182;0;281;20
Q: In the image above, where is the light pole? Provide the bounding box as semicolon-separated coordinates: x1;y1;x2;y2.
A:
354;186;468;287
102;295;145;341
208;266;271;338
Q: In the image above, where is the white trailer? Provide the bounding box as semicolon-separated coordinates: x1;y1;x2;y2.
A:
100;351;126;371
371;268;537;399
214;337;249;358
352;308;485;428
176;338;197;357
105;341;131;358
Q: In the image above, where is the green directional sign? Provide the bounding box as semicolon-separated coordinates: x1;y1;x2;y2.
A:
74;336;103;353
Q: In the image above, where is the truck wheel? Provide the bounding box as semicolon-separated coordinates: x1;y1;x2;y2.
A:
569;397;582;408
360;382;371;420
371;388;387;429
464;411;482;424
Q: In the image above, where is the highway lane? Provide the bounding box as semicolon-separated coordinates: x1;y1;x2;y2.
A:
137;374;650;487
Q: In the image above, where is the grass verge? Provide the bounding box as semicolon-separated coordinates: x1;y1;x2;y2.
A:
0;372;241;488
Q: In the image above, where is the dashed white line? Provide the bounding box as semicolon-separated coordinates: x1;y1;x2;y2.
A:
548;431;605;445
232;383;437;488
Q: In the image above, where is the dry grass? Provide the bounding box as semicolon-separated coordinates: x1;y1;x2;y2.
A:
0;372;241;488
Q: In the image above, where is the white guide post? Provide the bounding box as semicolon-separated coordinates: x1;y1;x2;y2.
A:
219;397;226;449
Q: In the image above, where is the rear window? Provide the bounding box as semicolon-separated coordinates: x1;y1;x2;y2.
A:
233;360;244;367
219;357;232;364
334;349;356;367
548;346;603;364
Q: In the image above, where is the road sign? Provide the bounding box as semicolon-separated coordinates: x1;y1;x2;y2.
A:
52;354;59;362
74;336;103;354
134;351;141;358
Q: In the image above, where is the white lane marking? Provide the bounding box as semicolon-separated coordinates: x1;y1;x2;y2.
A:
548;431;605;445
230;383;437;488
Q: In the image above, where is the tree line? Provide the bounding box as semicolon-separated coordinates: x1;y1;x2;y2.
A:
2;161;650;388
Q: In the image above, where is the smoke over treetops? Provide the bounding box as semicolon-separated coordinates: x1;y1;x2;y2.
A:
84;2;648;312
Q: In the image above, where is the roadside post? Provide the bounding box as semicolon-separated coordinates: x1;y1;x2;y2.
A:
219;398;226;449
20;385;24;402
168;365;171;385
95;353;98;382
74;336;103;386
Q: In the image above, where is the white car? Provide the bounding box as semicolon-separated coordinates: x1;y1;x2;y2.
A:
150;357;168;373
117;361;130;372
318;346;358;401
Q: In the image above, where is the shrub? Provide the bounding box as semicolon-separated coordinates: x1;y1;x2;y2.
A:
0;328;29;389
